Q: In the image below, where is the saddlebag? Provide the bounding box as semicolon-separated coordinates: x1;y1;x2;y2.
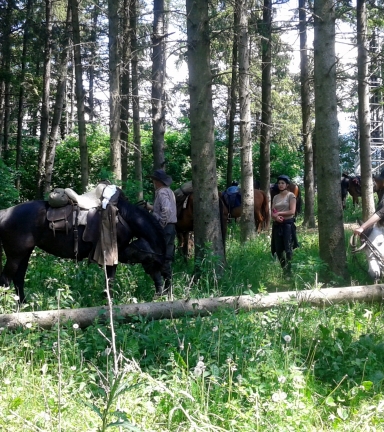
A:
47;204;76;235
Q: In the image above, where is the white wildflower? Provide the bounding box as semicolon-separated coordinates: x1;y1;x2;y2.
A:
70;365;77;371
13;295;20;302
271;390;287;403
25;322;32;329
212;326;218;332
278;375;287;384
4;378;11;385
73;323;79;330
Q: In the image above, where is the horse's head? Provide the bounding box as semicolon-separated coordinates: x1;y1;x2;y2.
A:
365;225;384;281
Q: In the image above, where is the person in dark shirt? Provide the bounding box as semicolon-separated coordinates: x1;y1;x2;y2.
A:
354;169;384;236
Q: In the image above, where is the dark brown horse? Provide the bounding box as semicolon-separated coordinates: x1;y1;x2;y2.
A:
0;190;166;302
175;192;228;258
221;189;270;232
270;183;302;215
341;174;361;208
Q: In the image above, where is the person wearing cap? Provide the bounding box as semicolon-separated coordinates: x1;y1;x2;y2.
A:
271;174;299;274
146;169;177;294
354;169;384;236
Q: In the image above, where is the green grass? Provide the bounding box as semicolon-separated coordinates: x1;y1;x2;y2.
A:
0;204;383;431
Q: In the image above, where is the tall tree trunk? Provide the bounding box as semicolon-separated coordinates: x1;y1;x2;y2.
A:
36;0;52;199
299;0;315;228
357;0;375;219
259;0;272;199
44;4;71;194
70;0;89;192
109;0;121;181
120;0;130;187
186;0;225;273
238;0;255;241
152;0;167;170
0;0;14;161
0;77;5;159
130;0;143;201
226;6;239;188
16;0;33;190
88;1;99;125
314;0;347;278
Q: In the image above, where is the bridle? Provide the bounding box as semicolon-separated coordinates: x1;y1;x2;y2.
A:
350;232;384;276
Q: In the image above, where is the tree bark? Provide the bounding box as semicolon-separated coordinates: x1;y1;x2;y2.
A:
88;0;99;125
259;0;272;200
44;4;71;195
16;0;33;191
152;0;167;170
299;0;315;228
238;0;255;241
109;0;121;181
35;0;52;199
357;0;375;220
120;0;131;187
70;0;89;192
314;0;347;277
130;0;143;201
186;0;225;273
1;0;15;161
2;284;384;330
226;6;238;188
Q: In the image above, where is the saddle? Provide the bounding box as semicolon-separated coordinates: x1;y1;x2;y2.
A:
46;184;119;259
222;189;241;211
174;181;193;218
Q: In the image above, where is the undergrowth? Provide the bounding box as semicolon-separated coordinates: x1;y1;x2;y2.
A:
0;202;383;431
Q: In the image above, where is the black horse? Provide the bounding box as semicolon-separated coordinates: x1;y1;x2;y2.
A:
0;191;166;302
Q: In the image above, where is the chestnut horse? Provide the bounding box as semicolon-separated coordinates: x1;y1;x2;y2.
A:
175;192;228;258
221;189;270;232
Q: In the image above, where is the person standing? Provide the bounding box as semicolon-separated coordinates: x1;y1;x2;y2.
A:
146;169;177;295
354;169;384;236
271;175;299;273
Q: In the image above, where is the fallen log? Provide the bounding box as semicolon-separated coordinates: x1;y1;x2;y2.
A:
1;284;383;331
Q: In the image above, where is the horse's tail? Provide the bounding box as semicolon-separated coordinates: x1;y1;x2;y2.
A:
295;185;302;215
261;191;270;230
219;197;227;254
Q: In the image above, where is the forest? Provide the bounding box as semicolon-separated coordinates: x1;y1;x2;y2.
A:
1;0;384;430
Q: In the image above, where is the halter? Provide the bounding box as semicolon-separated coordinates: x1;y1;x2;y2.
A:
350;232;384;275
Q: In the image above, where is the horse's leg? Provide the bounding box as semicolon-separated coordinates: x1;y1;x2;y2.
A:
0;251;32;303
12;253;32;303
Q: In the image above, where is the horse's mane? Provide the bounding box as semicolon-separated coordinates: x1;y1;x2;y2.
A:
116;190;165;253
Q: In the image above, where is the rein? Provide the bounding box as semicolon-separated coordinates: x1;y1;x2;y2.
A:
350;232;384;273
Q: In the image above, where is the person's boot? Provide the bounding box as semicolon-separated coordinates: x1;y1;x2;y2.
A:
283;261;292;276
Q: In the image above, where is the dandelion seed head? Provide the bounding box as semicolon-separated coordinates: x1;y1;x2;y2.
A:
73;323;79;330
212;326;218;332
283;334;292;343
25;322;32;329
278;375;287;384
